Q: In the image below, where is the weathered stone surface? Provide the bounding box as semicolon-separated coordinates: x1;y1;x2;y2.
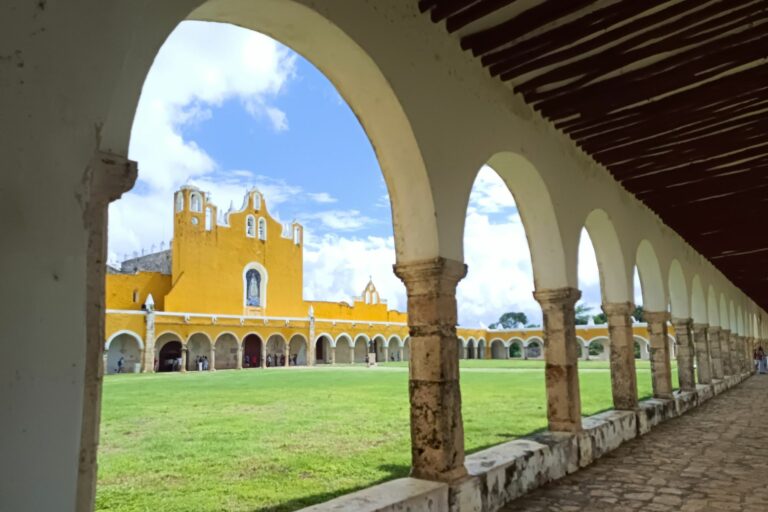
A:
636;399;677;435
708;326;724;379
502;376;761;512
674;390;698;415
645;312;673;399
534;288;582;432
299;478;448;512
604;302;638;410
691;324;712;384
578;411;636;466
721;329;733;376
394;257;467;482
672;318;696;391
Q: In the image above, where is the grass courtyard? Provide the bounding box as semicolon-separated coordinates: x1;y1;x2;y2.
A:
96;360;678;511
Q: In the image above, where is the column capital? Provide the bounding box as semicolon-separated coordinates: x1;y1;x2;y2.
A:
692;323;709;334
722;328;731;335
671;317;692;329
393;257;467;292
602;301;635;316
708;325;721;334
533;287;580;309
644;310;670;324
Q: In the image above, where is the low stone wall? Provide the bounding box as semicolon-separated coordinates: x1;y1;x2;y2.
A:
299;372;752;512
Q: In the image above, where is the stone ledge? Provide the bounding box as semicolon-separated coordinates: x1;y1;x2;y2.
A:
298;478;448;512
695;384;714;404
636;399;677;435
712;379;727;395
578;410;636;466
674;390;698;415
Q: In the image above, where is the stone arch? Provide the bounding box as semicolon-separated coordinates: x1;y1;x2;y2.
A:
583;209;631;303
314;334;333;364
508;337;524;358
524;336;544;359
480;153;569;290
288;334;307;366
477;339;486;360
105;331;143;374
186;332;213;371
575;336;588;360
103;0;441;262
633;336;650;360
371;334;387;363
587;336;609;360
265;334;287;366
467;338;476;359
691;275;707;324
155;332;184;372
214;332;239;370
457;337;465;359
386;335;403;362
635;239;667;312
707;286;720;327
403;337;411;361
490;339;506;359
242;333;263;369
334;334;353;364
353;334;370;363
668;260;690;319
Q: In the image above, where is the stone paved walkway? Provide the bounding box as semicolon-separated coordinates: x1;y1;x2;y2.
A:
503;376;766;512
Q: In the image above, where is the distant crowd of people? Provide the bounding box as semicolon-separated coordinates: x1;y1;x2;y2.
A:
243;353;299;367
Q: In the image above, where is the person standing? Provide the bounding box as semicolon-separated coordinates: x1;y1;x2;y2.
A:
758;346;767;374
117;356;124;374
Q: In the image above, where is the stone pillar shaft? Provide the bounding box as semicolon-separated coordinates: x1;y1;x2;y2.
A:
142;311;156;373
236;345;243;370
692;323;712;384
604;302;638;410
394;258;467;482
730;332;740;374
708;327;723;379
285;344;290;367
331;346;336;365
383;346;389;364
672;318;695;391
534;287;582;432
180;347;188;373
720;329;732;375
209;346;216;371
645;311;673;399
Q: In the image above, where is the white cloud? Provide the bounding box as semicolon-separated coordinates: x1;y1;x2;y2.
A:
299;209;378;232
109;21;296;260
307;192;337;204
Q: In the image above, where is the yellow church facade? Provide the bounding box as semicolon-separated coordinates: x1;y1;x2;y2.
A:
104;186;669;374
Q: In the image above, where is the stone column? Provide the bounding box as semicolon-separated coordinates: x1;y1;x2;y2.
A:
394;258;467;482
180;346;188;373
720;329;732;375
533;287;582;432
645;311;674;399
330;346;336;365
383;346;389;364
284;343;290;367
708;326;723;379
730;332;740;374
236;344;243;370
209;346;216;371
603;302;638;410
692;323;712;384
672;318;695;391
349;345;355;365
142;310;156;373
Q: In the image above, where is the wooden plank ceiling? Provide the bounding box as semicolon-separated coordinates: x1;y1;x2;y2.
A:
419;0;768;312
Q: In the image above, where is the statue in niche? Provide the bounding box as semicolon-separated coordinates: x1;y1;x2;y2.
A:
245;269;261;307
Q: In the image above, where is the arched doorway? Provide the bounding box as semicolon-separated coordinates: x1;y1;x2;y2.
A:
214;333;239;370
315;335;332;364
387;338;401;361
509;340;523;358
491;340;506;359
243;334;262;369
105;332;143;374
467;339;476;359
157;334;183;372
265;335;286;367
478;340;486;360
288;335;307;366
372;335;386;363
335;336;352;364
187;333;212;371
526;341;543;359
403;337;410;361
354;336;369;363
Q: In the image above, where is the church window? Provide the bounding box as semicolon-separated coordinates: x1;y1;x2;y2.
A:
253;192;261;210
190;192;202;212
245;269;262;307
258;217;267;241
175;192;183;212
246;216;255;237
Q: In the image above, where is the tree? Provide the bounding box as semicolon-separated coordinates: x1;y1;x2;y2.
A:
489;311;528;329
592;312;607;324
632;305;645;323
574;302;592;325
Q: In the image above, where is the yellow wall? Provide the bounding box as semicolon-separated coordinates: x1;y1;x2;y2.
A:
105;272;171;311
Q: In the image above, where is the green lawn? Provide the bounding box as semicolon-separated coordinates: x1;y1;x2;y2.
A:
96;360;678;511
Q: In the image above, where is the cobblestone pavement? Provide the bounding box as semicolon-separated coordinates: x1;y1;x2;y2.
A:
503;376;766;512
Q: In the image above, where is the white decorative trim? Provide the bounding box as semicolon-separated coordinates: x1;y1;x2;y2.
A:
243;262;268;310
105;330;145;350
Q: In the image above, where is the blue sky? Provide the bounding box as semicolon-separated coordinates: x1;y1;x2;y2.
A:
109;21;637;327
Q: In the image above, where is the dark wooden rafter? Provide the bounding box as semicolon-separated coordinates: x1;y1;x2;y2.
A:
419;0;768;310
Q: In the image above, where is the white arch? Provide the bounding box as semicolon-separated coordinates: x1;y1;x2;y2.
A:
186;331;212;345
334;333;353;349
155;331;185;348
707;286;720;327
385;335;403;348
105;330;145;350
635;239;666;311
483;153;568;289
668;260;690;319
583;209;631;303
690;275;707;324
523;336;544;348
213;331;240;345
